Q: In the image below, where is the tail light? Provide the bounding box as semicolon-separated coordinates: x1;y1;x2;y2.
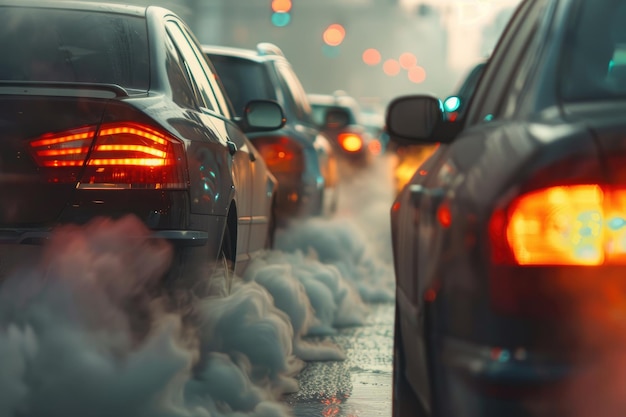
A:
489;185;626;266
368;139;382;156
338;132;363;152
30;122;188;189
253;136;304;175
30;126;96;167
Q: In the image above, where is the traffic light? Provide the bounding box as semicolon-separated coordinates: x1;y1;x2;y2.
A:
271;0;292;27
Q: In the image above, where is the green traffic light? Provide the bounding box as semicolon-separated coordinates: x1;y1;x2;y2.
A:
271;12;291;27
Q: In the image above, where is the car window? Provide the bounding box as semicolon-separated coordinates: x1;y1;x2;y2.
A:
559;0;626;101
208;55;277;117
466;0;538;125
164;32;198;109
165;20;219;112
275;61;313;123
0;7;149;89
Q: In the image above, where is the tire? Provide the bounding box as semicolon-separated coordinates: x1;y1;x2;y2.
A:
393;304;428;417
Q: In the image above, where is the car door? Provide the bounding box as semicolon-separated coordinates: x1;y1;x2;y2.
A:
416;0;550;293
404;0;550;410
393;143;448;407
165;18;255;262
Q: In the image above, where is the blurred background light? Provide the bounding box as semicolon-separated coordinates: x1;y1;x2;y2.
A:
323;23;346;46
362;48;382;66
322;44;341;58
383;59;401;76
271;11;291;27
399;52;417;69
408;65;426;83
271;0;292;13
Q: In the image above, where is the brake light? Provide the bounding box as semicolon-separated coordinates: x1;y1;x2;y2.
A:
489;185;626;266
30;122;188;189
338;133;363;152
30;126;96;167
253;136;304;175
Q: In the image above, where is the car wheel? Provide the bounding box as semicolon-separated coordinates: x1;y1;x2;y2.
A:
393;304;428;417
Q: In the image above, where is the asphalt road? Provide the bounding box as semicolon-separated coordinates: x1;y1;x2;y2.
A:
285;302;394;417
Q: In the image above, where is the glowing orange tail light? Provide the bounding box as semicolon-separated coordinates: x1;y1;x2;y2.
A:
254;136;304;175
30;126;96;167
30;122;188;189
338;133;363;152
490;185;626;266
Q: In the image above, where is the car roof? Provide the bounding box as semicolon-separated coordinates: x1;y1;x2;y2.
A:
308;93;360;110
0;0;146;16
202;44;286;64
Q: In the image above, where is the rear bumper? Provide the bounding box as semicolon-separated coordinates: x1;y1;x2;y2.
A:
0;229;209;246
273;174;324;220
436;336;575;417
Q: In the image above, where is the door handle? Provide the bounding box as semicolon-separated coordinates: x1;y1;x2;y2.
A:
409;185;446;205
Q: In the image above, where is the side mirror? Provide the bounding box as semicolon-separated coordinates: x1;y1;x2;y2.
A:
386;95;444;143
242;100;286;132
324;107;350;130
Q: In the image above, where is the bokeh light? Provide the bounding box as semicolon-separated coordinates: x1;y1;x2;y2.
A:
323;24;346;46
399;52;417;69
271;12;291;27
271;0;292;12
383;59;401;76
362;48;382;66
322;44;341;58
408;66;427;83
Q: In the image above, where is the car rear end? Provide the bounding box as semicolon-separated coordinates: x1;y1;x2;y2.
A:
309;95;378;168
432;2;626;414
0;4;209;282
206;49;331;221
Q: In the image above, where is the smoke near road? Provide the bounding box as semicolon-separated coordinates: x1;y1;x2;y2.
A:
0;155;396;417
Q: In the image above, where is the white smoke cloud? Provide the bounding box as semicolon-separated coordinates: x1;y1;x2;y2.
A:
0;152;398;416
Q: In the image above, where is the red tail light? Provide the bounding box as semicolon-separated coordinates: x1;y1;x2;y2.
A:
30;122;188;189
253;136;304;175
30;126;96;167
489;185;626;266
338;132;363;152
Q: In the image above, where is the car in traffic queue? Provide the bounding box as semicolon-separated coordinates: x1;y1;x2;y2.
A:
203;44;339;224
388;0;626;416
0;1;285;298
308;91;383;168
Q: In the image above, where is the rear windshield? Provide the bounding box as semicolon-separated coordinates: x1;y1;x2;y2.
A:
560;0;626;101
207;54;277;117
0;7;149;90
311;104;358;126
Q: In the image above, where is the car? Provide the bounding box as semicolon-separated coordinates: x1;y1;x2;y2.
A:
308;91;382;168
388;0;626;416
0;1;285;297
203;43;339;224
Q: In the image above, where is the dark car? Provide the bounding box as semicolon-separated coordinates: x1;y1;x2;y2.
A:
203;44;339;224
308;91;382;168
389;0;626;416
0;1;285;295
